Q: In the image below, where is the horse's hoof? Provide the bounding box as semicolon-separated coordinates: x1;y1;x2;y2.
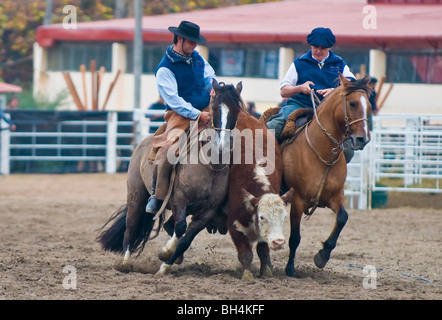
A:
241;269;254;281
155;263;172;276
285;263;296;277
260;266;273;278
174;256;184;265
314;251;328;269
285;267;296;278
122;248;131;265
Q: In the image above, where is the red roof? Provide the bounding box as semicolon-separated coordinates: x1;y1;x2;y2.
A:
37;0;442;49
0;82;22;93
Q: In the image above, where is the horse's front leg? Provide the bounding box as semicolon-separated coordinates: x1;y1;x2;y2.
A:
285;197;304;277
314;202;348;269
158;232;179;262
158;207;186;263
156;210;215;276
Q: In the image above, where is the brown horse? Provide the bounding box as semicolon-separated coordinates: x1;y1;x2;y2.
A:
97;81;242;274
280;74;372;277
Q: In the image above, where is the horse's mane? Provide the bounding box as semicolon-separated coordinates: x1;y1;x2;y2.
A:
316;76;372;112
213;82;247;114
340;75;372;96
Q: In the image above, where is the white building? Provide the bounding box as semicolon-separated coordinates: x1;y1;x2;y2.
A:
34;0;442;114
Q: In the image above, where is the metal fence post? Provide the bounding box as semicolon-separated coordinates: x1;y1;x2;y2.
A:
106;111;117;173
1;118;11;175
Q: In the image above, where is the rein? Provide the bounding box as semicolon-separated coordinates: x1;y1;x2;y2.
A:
308;89;368;166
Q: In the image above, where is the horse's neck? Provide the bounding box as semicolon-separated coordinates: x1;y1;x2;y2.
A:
313;96;345;143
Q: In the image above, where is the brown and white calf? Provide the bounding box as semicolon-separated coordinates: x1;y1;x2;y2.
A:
227;111;293;280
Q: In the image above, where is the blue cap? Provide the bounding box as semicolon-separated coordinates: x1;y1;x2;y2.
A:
307;27;336;48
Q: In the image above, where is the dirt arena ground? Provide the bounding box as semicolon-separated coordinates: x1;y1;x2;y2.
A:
0;173;440;301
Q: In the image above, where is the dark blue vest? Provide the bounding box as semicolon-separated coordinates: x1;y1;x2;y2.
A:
290;50;347;108
155;46;210;111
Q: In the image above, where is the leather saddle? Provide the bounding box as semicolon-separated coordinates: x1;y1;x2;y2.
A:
260;107;314;143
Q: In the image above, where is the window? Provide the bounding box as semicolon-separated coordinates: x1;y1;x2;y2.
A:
209;47;279;79
334;49;370;77
47;42;112;71
387;51;442;84
125;44;167;74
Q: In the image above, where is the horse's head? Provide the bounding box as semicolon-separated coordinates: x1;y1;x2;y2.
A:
208;80;244;152
336;74;372;150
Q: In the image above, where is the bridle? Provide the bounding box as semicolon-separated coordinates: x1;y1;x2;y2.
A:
306;89;368;166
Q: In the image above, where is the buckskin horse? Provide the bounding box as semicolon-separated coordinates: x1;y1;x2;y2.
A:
96;80;242;274
265;74;372;277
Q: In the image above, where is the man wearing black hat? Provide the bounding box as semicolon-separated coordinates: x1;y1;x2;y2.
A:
266;27;355;141
145;20;217;215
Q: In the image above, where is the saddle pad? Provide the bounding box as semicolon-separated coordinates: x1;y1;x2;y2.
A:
280;108;314;141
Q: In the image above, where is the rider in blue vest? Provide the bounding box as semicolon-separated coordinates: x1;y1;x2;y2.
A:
266;27;355;141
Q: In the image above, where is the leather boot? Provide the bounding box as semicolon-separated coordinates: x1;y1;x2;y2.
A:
145;176;163;215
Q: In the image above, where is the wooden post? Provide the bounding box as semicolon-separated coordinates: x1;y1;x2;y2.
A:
90;60;97;110
360;64;367;78
80;64;88;110
376;75;386;105
62;71;84;111
101;70;121;110
97;66;105;110
377;83;393;112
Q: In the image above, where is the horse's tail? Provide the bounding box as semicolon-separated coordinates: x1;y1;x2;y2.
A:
96;204;158;256
96;204;128;253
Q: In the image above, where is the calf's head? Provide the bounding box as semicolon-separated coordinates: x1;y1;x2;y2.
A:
242;188;293;250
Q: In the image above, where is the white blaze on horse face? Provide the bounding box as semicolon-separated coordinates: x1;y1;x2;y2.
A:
257;194;288;250
218;103;230;151
359;95;369;141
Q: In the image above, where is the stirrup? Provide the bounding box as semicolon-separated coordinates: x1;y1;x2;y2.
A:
145;196;163;215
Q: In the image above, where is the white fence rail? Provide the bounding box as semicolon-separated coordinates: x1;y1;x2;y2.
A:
344;114;442;209
0;110;163;174
2;112;442;209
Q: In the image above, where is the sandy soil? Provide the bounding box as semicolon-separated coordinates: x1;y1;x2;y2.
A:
0;173;440;301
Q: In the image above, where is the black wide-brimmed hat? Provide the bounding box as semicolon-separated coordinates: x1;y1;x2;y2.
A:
168;21;207;44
